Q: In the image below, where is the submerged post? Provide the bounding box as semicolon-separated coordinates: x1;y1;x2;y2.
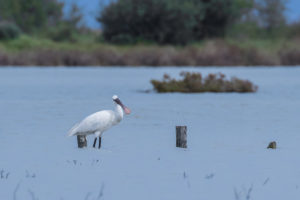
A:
77;135;87;148
176;126;187;148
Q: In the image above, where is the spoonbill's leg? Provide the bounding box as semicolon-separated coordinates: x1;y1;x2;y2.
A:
94;131;101;149
98;137;102;149
93;137;97;148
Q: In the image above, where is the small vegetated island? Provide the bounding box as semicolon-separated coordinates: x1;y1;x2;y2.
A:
151;72;258;93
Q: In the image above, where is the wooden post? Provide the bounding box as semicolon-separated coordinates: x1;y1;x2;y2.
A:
77;135;87;148
267;141;276;149
176;126;187;148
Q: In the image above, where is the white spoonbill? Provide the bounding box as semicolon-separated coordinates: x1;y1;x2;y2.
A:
68;95;131;148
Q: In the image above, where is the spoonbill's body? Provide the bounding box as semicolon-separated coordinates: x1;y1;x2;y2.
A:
68;95;131;148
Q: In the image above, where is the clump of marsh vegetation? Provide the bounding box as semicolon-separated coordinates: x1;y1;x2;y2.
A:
151;72;258;93
0;22;21;40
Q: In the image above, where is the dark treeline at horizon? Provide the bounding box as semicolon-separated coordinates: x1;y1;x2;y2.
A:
60;0;300;28
0;0;299;45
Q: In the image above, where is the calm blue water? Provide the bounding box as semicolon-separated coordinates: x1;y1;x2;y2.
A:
1;67;300;200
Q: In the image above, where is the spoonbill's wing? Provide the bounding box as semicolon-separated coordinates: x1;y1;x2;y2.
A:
68;110;115;136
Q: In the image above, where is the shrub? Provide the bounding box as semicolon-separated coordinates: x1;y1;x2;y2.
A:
0;0;64;33
98;0;248;45
0;22;21;40
287;21;300;39
151;72;258;93
98;0;195;45
226;22;265;39
46;24;77;42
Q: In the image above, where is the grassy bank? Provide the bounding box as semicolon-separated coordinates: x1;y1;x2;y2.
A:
0;36;300;66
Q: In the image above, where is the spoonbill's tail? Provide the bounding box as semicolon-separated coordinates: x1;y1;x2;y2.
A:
67;123;79;137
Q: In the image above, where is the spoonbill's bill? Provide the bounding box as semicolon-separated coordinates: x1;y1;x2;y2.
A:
68;95;131;148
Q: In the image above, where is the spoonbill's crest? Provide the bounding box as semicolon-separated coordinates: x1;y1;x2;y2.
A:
112;95;118;100
68;95;131;148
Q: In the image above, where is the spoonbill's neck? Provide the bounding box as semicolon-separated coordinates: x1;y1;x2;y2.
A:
114;103;124;121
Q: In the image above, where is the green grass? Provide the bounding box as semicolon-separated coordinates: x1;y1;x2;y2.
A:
0;34;299;66
0;34;166;54
0;34;297;52
0;34;104;52
226;38;290;53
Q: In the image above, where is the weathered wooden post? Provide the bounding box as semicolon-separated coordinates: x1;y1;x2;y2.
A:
176;126;187;148
267;141;276;149
77;135;87;148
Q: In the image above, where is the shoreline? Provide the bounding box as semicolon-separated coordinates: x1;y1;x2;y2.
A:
0;65;299;68
1;39;299;67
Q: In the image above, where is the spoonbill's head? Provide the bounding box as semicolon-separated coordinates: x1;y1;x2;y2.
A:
112;95;131;115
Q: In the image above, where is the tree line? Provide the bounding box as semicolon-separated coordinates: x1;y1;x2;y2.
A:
0;0;83;41
0;0;298;44
98;0;292;44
